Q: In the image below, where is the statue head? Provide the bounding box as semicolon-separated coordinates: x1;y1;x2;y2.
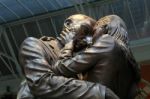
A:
93;15;128;45
58;14;96;51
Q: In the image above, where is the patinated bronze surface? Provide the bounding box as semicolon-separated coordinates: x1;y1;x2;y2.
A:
52;15;140;99
17;14;140;99
17;14;119;99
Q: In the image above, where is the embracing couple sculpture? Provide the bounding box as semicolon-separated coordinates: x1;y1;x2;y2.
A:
17;14;141;99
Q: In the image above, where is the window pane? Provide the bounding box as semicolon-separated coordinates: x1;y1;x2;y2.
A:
10;25;27;47
38;18;56;37
24;22;41;38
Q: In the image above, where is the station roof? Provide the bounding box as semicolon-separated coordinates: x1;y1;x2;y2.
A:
0;0;96;24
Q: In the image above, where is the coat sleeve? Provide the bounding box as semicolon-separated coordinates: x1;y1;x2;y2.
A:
17;80;34;99
52;34;115;77
19;37;106;99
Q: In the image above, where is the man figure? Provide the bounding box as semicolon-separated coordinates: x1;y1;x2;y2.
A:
17;14;118;99
52;15;141;99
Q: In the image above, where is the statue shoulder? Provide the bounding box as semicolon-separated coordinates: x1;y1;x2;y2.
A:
94;34;115;48
39;36;57;49
21;37;41;48
39;36;60;60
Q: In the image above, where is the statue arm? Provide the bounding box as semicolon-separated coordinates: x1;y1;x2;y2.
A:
52;34;115;77
19;37;106;99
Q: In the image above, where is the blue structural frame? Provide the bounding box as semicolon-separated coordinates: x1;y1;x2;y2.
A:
0;0;96;24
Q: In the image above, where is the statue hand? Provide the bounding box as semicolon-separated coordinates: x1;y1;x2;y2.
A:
60;28;76;44
59;41;74;58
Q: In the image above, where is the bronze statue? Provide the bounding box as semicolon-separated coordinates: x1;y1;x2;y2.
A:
17;14;141;99
51;15;141;99
17;14;119;99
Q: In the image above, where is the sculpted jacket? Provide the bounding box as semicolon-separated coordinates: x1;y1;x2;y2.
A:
18;37;107;99
17;15;140;99
52;34;140;99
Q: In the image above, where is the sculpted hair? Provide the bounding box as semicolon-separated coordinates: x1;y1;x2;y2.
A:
94;15;141;83
94;15;128;45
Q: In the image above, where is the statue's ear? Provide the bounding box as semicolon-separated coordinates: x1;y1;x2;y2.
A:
64;19;72;28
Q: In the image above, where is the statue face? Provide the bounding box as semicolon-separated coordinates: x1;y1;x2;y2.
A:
62;14;96;51
63;14;88;33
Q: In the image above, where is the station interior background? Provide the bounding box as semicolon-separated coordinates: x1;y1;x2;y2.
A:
0;0;150;98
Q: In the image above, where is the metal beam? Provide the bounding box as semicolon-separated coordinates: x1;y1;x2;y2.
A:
0;28;14;59
0;29;3;38
0;39;17;74
16;0;34;16
84;0;92;16
55;0;63;8
0;55;13;73
144;0;150;20
8;27;19;51
0;56;18;78
86;0;96;19
126;0;140;38
0;38;9;56
0;52;16;63
0;15;7;23
36;20;43;36
78;0;85;14
0;27;9;55
111;4;115;14
47;0;57;9
3;30;23;77
37;0;49;12
22;24;29;37
50;17;58;37
3;0;114;26
71;0;80;13
0;1;20;19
